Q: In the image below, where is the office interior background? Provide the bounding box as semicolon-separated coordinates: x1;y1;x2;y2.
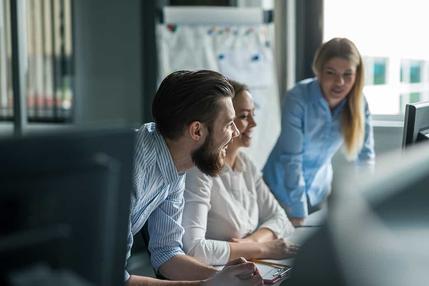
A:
1;0;420;167
1;0;428;283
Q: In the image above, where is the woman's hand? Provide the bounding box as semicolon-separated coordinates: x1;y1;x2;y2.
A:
259;239;300;260
290;217;305;227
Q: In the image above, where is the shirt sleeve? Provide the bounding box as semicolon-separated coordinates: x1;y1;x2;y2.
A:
357;97;376;165
182;167;230;266
245;155;295;238
124;219;133;281
275;90;308;218
147;177;186;270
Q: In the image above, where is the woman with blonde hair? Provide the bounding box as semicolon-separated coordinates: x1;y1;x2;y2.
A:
182;79;298;266
263;37;375;226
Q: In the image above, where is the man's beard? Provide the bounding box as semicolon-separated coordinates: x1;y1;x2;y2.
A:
191;133;224;177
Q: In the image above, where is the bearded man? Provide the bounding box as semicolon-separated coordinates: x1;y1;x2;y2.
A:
126;70;263;286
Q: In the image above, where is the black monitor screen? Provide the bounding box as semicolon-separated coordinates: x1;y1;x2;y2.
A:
0;128;135;286
402;101;429;148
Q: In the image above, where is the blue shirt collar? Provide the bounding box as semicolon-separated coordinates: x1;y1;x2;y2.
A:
332;97;347;117
151;123;181;184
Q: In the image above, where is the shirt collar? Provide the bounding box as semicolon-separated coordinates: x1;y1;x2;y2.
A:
308;78;324;103
152;124;181;184
331;98;347;117
222;152;247;173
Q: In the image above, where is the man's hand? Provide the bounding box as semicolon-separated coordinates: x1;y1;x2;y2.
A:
202;258;263;286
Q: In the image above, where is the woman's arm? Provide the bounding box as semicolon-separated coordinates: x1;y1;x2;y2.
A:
357;97;376;165
182;168;230;265
228;239;299;261
231;228;276;244
255;169;295;237
264;91;308;220
241;153;295;240
228;156;298;259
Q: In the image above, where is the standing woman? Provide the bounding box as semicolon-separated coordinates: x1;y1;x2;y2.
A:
263;38;375;226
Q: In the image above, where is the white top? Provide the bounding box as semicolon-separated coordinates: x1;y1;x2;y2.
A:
182;151;294;265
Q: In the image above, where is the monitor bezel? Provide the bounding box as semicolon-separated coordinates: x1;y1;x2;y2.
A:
402;101;429;148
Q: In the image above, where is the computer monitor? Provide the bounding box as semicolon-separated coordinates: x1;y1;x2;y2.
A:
402;101;429;148
0;128;135;286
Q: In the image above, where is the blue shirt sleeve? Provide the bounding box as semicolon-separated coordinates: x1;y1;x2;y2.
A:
357;97;376;164
124;219;133;281
275;90;308;218
147;178;186;270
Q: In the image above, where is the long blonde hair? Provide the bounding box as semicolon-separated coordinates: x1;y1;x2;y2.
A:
312;37;365;160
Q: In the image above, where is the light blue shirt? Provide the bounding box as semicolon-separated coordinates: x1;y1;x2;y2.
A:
125;122;185;280
263;78;375;218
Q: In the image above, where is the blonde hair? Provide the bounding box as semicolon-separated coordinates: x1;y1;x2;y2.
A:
312;38;365;160
227;79;249;100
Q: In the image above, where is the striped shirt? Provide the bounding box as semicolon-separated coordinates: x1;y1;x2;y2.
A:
125;122;186;280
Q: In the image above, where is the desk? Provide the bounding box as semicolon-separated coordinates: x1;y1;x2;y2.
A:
267;226;320;285
301;207;327;227
214;210;324;285
244;227;320;285
259;208;326;286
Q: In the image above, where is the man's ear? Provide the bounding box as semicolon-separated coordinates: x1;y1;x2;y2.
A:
188;121;207;142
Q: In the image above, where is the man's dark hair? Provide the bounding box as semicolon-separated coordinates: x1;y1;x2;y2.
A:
152;70;234;140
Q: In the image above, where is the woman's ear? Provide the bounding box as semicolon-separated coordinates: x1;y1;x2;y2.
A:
187;121;207;142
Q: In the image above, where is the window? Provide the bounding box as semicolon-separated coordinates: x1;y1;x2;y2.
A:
0;0;12;119
365;57;387;85
373;58;387;85
324;0;429;116
0;0;74;123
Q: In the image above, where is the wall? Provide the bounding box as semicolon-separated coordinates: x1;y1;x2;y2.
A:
73;0;143;126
